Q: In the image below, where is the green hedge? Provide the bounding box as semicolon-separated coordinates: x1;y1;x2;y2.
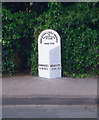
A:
2;3;99;77
2;8;15;75
2;7;36;75
30;3;99;77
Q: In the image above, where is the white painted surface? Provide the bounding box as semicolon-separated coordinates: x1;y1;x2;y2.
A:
38;29;61;78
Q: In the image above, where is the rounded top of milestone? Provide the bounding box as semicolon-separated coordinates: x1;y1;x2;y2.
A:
38;29;61;45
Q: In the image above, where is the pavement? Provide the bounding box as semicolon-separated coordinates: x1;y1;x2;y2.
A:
2;75;97;105
2;75;98;118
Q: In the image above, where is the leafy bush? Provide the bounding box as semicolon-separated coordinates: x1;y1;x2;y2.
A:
30;2;98;77
2;2;99;77
2;7;36;75
2;8;15;75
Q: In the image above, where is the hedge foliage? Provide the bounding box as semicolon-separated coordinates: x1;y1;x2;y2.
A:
2;2;99;77
2;8;36;75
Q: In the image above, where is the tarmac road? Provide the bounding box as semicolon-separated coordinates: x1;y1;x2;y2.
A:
3;104;97;118
2;75;98;118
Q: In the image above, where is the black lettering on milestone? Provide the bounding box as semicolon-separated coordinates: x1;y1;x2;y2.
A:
40;31;58;44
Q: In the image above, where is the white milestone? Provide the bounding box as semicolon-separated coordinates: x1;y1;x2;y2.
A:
38;29;61;78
